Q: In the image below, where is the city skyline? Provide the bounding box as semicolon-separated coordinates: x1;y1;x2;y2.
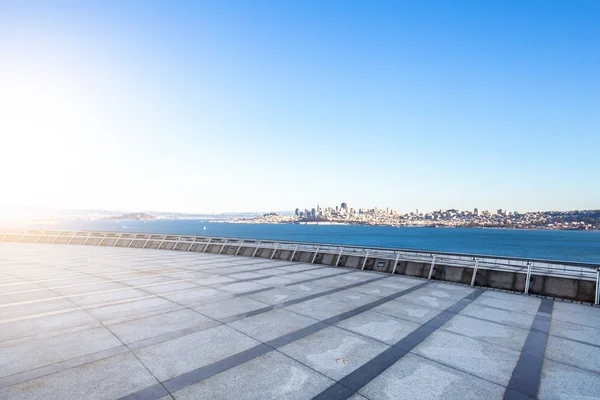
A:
1;1;599;213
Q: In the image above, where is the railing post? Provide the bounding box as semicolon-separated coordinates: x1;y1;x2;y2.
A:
98;233;109;246
82;232;93;246
235;241;245;256
187;241;195;251
35;231;44;243
335;249;343;267
595;267;599;305
203;238;212;253
252;242;262;257
525;262;532;294
127;235;136;248
361;250;370;270
219;240;228;254
391;253;400;275
428;255;437;280
311;246;320;264
290;244;299;261
270;243;279;259
112;233;124;247
156;235;167;250
470;258;479;286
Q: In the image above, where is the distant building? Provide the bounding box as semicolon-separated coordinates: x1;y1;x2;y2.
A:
294;208;300;216
474;208;479;216
341;202;348;211
311;208;316;219
497;209;506;216
416;208;420;215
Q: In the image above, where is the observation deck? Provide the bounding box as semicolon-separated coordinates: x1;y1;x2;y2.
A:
0;230;599;399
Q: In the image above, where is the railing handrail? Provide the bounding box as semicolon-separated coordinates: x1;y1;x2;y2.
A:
1;228;598;270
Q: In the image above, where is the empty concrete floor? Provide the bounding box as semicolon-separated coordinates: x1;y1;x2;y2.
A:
0;242;599;400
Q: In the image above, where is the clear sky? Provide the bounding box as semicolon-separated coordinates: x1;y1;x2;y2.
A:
0;1;598;214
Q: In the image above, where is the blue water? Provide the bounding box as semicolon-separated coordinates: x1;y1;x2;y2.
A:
8;220;600;264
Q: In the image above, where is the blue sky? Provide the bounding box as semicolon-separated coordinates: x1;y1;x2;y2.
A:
0;1;598;213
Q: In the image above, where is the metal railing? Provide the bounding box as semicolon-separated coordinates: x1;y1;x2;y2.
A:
1;229;599;304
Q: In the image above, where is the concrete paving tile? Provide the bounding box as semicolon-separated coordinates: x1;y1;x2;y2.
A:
141;281;199;294
348;282;408;297
322;290;383;307
226;272;268;280
472;296;540;315
0;298;75;321
246;288;304;305
336;310;421;345
373;298;443;324
545;335;600;373
539;358;600;400
279;326;389;380
0;327;121;379
68;288;149;307
551;303;600;329
413;286;474;301
228;308;318;342
398;292;457;311
285;298;357;321
193;297;270;320
0;352;158;400
108;309;213;343
479;290;540;304
217;281;271;294
459;303;535;330
441;314;529;351
358;353;505;400
134;324;260;381
412;330;521;386
304;268;350;277
284;281;337;295
253;276;294;286
51;282;129;296
86;297;177;322
191;275;237;286
0;310;99;343
162;287;228;305
549;319;600;347
0;289;59;304
0;283;46;294
172;350;334;400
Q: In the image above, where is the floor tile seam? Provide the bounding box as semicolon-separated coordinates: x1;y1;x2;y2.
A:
546;333;600;350
314;288;487;399
504;298;554;400
549;316;600;330
0;344;131;388
402;351;512;391
541;354;600;375
276;283;434;347
0;322;103;349
0;277;198;298
469;302;540;317
130;279;436;397
285;270;358;286
217;262;307;275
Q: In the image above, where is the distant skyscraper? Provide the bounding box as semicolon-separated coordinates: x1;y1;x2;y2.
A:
295;208;300;216
341;202;348;210
474;208;479;216
311;208;316;219
416;208;420;215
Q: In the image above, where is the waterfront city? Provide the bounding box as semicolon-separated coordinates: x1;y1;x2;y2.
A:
238;202;600;230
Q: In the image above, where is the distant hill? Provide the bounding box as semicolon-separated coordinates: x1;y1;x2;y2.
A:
105;213;156;220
